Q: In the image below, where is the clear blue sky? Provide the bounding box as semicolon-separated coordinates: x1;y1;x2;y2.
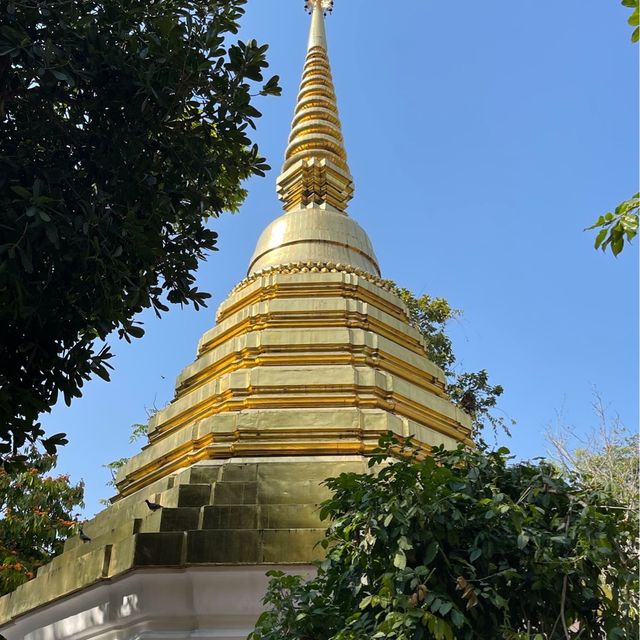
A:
46;0;639;517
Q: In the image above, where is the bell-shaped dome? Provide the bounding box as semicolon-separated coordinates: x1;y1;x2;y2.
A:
247;206;380;276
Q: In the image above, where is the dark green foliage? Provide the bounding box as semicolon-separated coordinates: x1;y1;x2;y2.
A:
0;0;280;465
0;448;84;595
250;436;639;640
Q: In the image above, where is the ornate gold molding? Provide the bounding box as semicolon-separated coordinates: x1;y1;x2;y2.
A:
226;261;396;303
276;3;353;212
176;348;447;401
148;384;469;446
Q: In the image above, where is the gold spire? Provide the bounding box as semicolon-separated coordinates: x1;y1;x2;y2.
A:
276;0;354;213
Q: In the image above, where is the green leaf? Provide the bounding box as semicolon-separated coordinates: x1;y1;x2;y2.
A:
398;536;412;550
424;541;438;565
127;326;145;339
492;594;508;609
50;69;75;86
450;608;465;628
517;532;529;549
393;550;407;570
10;185;31;199
260;74;282;96
439;601;453;615
92;365;111;382
594;228;608;249
45;224;59;247
612;237;624;256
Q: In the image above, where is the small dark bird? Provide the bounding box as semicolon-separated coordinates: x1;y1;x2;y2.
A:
459;390;477;415
79;528;91;543
145;498;163;511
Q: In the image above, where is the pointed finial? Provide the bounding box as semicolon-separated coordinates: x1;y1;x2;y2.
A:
276;0;354;213
304;0;333;14
307;0;328;49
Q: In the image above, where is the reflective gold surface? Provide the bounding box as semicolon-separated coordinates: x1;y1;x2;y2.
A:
107;269;471;499
276;3;354;212
248;207;379;276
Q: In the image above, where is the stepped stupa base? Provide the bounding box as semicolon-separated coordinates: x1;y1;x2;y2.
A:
0;456;369;639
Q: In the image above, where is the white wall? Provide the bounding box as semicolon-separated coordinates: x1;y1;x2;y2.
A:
0;566;314;640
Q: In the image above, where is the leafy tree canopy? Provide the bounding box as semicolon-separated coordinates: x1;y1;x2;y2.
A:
250;436;639;640
389;285;508;443
0;448;84;595
0;0;280;467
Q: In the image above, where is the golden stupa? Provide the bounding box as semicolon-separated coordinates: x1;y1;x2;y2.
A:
0;2;471;635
